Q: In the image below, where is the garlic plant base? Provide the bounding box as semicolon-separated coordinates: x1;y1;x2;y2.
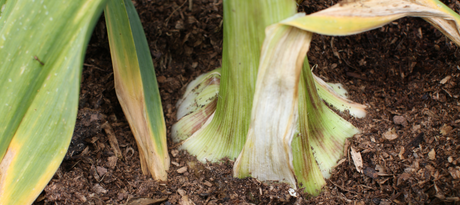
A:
172;69;241;162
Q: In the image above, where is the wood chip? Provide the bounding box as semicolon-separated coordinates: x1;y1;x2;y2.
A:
178;188;196;205
350;147;363;173
96;166;108;177
75;193;87;203
92;184;107;194
440;124;453;135
177;166;187;174
126;197;168;205
428;149;436;160
383;128;398;141
448;167;460;179
177;188;186;196
179;195;195;205
398;146;406;159
363;167;378;178
411;124;421;133
203;181;213;187
171;149;179;157
440;75;451;84
91;165;100;181
107;156;118;169
403;133;424;157
397;173;411;186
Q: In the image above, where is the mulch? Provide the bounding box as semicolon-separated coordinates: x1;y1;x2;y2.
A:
35;0;460;204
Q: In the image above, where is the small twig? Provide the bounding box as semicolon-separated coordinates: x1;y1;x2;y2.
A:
83;63;106;72
165;0;188;26
102;121;123;159
329;181;359;195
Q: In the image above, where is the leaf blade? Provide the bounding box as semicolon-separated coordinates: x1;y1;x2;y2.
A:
0;0;107;203
105;0;169;180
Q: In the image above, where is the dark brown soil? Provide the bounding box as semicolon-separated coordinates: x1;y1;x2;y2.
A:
35;0;460;204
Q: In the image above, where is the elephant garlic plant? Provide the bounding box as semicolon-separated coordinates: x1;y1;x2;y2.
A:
173;0;460;195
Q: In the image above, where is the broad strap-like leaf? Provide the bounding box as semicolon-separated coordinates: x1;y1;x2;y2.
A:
284;0;460;45
0;0;107;204
105;0;170;180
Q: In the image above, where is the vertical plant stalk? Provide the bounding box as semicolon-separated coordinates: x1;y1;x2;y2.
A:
105;0;169;180
0;0;107;204
234;23;312;188
174;0;297;162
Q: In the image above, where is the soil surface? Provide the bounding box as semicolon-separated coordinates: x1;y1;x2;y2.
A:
35;0;460;204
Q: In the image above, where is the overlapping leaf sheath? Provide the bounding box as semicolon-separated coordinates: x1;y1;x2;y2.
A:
234;22;312;188
0;0;107;204
172;69;220;143
232;21;361;193
105;0;169;180
293;58;360;195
